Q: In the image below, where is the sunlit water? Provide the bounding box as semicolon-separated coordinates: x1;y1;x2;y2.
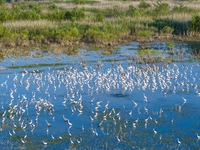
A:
0;42;200;149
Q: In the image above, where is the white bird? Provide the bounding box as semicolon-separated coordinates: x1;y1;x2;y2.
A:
51;135;55;140
197;92;200;97
70;138;74;144
82;125;84;131
22;94;27;100
21;138;25;144
112;108;115;113
145;123;147;128
196;133;200;140
46;127;49;134
91;98;95;103
12;129;15;135
77;139;81;144
13;122;17;128
96;101;102;106
90;116;94;122
45;120;51;127
133;123;136;128
29;120;33;125
177;138;181;145
182;97;186;104
42;141;47;145
160;135;162;140
105;101;109;109
9;131;12;136
116;135;120;143
68;120;72;126
95;107;99;111
153;128;157;135
143;93;147;100
129;110;132;116
63;115;68;122
132;100;138;108
144;106;148;113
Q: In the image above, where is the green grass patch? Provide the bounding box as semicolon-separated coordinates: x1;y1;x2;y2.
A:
8;63;68;69
65;0;100;4
137;30;154;37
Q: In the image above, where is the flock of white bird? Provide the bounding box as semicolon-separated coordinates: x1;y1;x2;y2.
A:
0;60;200;149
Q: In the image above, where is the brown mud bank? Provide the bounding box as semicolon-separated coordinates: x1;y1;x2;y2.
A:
0;31;200;55
0;42;80;60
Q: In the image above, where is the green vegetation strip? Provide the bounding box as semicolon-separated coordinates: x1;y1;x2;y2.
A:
8;63;68;69
0;0;200;45
65;0;100;4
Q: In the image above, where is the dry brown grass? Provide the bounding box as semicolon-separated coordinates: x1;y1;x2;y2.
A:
55;0;200;11
160;13;193;23
4;0;200;11
56;1;140;10
3;20;59;29
164;0;200;9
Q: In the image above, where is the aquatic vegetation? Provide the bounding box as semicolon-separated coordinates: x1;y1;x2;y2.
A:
166;42;174;49
7;62;68;69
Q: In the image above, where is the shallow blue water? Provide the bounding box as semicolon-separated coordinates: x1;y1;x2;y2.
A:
0;42;200;149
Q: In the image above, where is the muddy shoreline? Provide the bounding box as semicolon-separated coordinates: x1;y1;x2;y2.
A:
0;32;200;57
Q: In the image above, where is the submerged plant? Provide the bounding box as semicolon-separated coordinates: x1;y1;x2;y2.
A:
166;42;174;49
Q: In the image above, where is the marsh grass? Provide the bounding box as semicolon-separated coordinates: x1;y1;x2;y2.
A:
0;0;200;49
8;63;68;69
3;20;58;31
66;0;101;4
160;13;192;23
